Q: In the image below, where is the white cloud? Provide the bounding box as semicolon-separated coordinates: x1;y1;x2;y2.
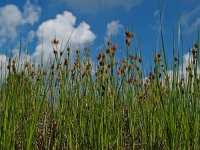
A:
0;10;96;77
59;0;143;13
106;20;123;38
0;55;7;70
28;30;36;42
0;55;6;63
22;0;41;25
181;6;200;33
0;5;22;45
151;9;165;32
0;1;41;46
0;55;7;81
32;11;96;63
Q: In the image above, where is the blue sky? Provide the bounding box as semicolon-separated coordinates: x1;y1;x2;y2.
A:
0;0;200;73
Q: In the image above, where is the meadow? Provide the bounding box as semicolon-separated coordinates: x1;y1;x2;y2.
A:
0;29;199;149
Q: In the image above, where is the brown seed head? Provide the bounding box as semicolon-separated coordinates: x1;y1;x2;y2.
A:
107;40;111;47
121;65;127;74
74;59;80;68
51;64;54;71
186;65;192;72
21;70;24;76
128;64;132;71
86;63;91;71
52;38;59;45
125;31;134;39
97;53;102;60
107;64;111;69
76;49;80;55
159;72;162;78
67;47;70;52
125;38;131;46
102;53;106;59
174;57;179;62
25;62;29;68
125;31;129;37
112;44;117;51
99;61;105;66
161;63;165;68
123;59;127;65
106;48;111;54
138;57;142;63
53;49;58;56
115;61;119;65
128;77;134;84
84;47;88;53
43;71;47;77
31;71;35;78
64;58;68;66
60;51;63;57
155;53;161;62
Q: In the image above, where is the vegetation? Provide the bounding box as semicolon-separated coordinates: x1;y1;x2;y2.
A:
0;29;199;149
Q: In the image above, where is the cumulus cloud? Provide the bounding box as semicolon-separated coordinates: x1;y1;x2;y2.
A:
32;11;96;63
28;30;36;42
0;1;41;46
106;20;123;38
181;6;200;33
22;0;41;25
58;0;143;13
0;10;96;78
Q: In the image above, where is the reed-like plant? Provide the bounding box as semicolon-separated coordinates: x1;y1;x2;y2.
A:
0;27;199;149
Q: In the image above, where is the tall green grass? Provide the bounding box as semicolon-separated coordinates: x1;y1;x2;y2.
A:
0;29;199;149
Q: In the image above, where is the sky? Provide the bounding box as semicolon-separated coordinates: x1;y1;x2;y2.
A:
0;0;200;75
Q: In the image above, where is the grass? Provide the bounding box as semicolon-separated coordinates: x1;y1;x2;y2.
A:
0;29;200;149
